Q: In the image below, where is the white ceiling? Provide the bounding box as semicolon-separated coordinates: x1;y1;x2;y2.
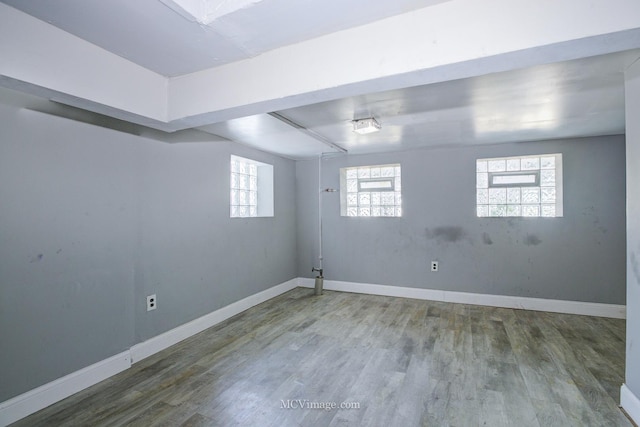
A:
199;50;640;156
1;0;449;77
1;0;640;159
276;50;640;154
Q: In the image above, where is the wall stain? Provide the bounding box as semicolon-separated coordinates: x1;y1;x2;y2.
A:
426;226;467;243
593;217;607;234
482;233;493;245
524;234;542;246
30;253;44;263
56;249;62;254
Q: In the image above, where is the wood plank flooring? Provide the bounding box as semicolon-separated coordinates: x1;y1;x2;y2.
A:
12;288;632;426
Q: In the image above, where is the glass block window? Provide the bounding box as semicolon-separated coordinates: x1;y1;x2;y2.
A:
476;153;563;217
340;164;402;217
230;155;273;218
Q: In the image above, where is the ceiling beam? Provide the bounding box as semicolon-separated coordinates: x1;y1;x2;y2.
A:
2;0;639;133
0;3;167;122
268;112;347;154
168;0;640;129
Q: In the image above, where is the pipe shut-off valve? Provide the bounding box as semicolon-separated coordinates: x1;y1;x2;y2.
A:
312;267;324;296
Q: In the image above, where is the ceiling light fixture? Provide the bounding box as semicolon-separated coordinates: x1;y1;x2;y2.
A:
352;117;381;135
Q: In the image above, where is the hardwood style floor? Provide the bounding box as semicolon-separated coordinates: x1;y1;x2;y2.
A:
12;288;631;426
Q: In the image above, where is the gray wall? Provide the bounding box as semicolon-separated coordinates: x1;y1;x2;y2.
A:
0;97;296;401
297;136;626;304
0;87;629;404
134;139;297;342
0;105;138;402
625;59;640;403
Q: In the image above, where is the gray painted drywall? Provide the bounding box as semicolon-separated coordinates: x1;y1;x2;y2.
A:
0;105;137;401
0;95;297;401
625;59;640;402
297;136;626;304
134;138;297;342
0;85;628;405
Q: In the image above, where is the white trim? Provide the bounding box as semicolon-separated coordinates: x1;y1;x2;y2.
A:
0;279;299;426
0;351;131;427
0;278;625;426
130;278;298;363
299;278;626;319
621;384;640;425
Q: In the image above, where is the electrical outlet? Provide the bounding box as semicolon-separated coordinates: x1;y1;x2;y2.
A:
146;294;157;311
431;261;439;272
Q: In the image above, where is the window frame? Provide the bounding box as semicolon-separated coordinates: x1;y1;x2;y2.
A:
230;155;274;218
339;163;402;217
476;153;563;218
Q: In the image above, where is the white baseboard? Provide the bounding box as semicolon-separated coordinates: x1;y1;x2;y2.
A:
0;277;625;426
130;278;299;363
0;278;299;426
298;278;626;319
0;351;131;427
621;384;640;425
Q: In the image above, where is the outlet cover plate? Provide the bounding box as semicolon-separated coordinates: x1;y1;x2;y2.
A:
147;294;157;311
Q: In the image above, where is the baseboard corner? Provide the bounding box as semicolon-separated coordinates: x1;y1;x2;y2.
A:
621;384;640;425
